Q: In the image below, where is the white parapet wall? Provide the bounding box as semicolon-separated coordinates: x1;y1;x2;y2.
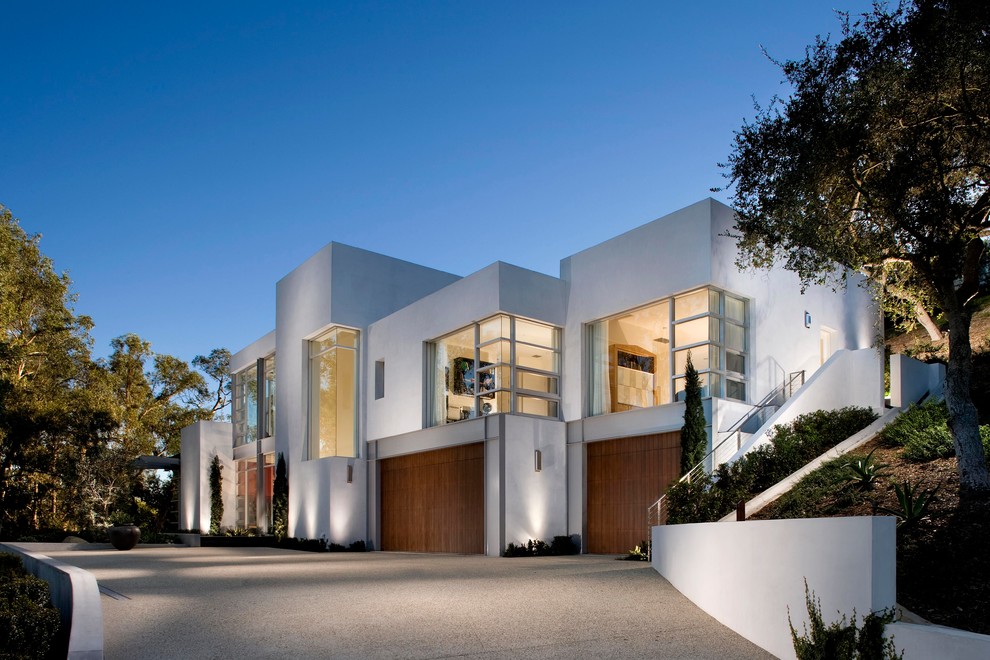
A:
1;542;104;660
179;421;235;533
652;516;896;660
729;348;885;463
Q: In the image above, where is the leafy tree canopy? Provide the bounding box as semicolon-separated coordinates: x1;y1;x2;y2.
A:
722;0;990;490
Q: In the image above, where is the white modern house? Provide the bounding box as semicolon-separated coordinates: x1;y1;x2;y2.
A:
180;198;882;556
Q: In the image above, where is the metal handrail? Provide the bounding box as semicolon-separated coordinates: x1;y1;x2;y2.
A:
647;370;806;531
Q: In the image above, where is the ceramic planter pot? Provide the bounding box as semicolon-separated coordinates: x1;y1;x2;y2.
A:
109;524;141;551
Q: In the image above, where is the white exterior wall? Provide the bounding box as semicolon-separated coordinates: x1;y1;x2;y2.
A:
652;516;896;660
179;421;235;533
365;262;565;441
559;199;715;422
709;202;879;398
274;242;459;543
502;415;567;547
230;330;275;373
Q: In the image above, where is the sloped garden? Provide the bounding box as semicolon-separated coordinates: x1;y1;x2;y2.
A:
752;399;990;635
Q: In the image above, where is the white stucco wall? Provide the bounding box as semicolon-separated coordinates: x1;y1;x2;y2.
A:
559;198;880;431
179;421;235;533
890;353;946;408
709;201;879;398
652;516;896;660
274;241;460;541
230;330;275;374
365;262;566;441
502;415;567;548
731;348;885;461
887;621;990;660
559;199;715;422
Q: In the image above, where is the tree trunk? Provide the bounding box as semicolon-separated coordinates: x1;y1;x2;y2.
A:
915;303;943;342
943;301;990;493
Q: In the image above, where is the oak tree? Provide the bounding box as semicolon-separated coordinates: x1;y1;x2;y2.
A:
722;0;990;491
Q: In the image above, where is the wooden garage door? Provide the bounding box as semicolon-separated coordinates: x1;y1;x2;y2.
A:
587;432;681;554
380;443;485;554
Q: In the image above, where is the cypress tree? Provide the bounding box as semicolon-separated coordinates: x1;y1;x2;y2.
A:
208;454;223;534
680;352;707;474
272;453;288;540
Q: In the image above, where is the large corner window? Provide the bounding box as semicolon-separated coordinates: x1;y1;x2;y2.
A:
233;365;258;447
309;327;359;459
427;315;560;426
587;287;748;416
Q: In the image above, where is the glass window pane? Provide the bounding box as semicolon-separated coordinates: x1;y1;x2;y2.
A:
310;343;358;459
478;339;510;366
515;319;557;348
674;289;708;320
517;370;558;394
726;350;745;375
674;372;718;401
725;295;746;324
479;391;510;416
479;315;510;343
727;379;746;401
516;396;558;418
516;346;559;373
674;347;709;375
725;323;746;351
234;366;258;447
674;316;710;347
709;289;721;314
477;365;509;394
264;356;276;438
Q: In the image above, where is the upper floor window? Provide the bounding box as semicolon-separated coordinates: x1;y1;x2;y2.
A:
233;354;276;447
263;355;276;439
427;315;560;426
587;287;748;416
308;327;359;459
233;365;258;447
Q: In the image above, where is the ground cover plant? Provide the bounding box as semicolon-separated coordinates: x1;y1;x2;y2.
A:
0;553;62;659
664;407;878;524
756;400;990;634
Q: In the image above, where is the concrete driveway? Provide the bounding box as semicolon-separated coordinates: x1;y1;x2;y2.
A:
45;546;773;659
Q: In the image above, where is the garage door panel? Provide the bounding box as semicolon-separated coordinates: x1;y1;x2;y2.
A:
381;443;484;554
587;432;681;554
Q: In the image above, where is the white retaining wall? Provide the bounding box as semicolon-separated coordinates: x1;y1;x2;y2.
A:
1;543;104;660
651;517;896;660
889;353;945;408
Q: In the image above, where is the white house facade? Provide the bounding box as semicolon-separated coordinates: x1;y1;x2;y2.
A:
180;198;882;556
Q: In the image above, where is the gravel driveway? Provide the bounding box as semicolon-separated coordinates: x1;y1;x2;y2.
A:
46;546;773;659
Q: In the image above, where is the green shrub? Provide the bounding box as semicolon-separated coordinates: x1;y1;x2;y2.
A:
0;553;62;659
503;536;578;557
790;581;901;659
665;407;878;524
769;455;866;519
879;399;990;462
208;454;223;535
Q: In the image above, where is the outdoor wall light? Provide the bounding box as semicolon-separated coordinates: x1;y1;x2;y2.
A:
535;449;542;472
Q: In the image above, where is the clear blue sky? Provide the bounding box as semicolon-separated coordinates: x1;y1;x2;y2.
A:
1;1;875;365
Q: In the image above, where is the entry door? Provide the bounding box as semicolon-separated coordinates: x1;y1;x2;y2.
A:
380;443;485;554
586;432;681;554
